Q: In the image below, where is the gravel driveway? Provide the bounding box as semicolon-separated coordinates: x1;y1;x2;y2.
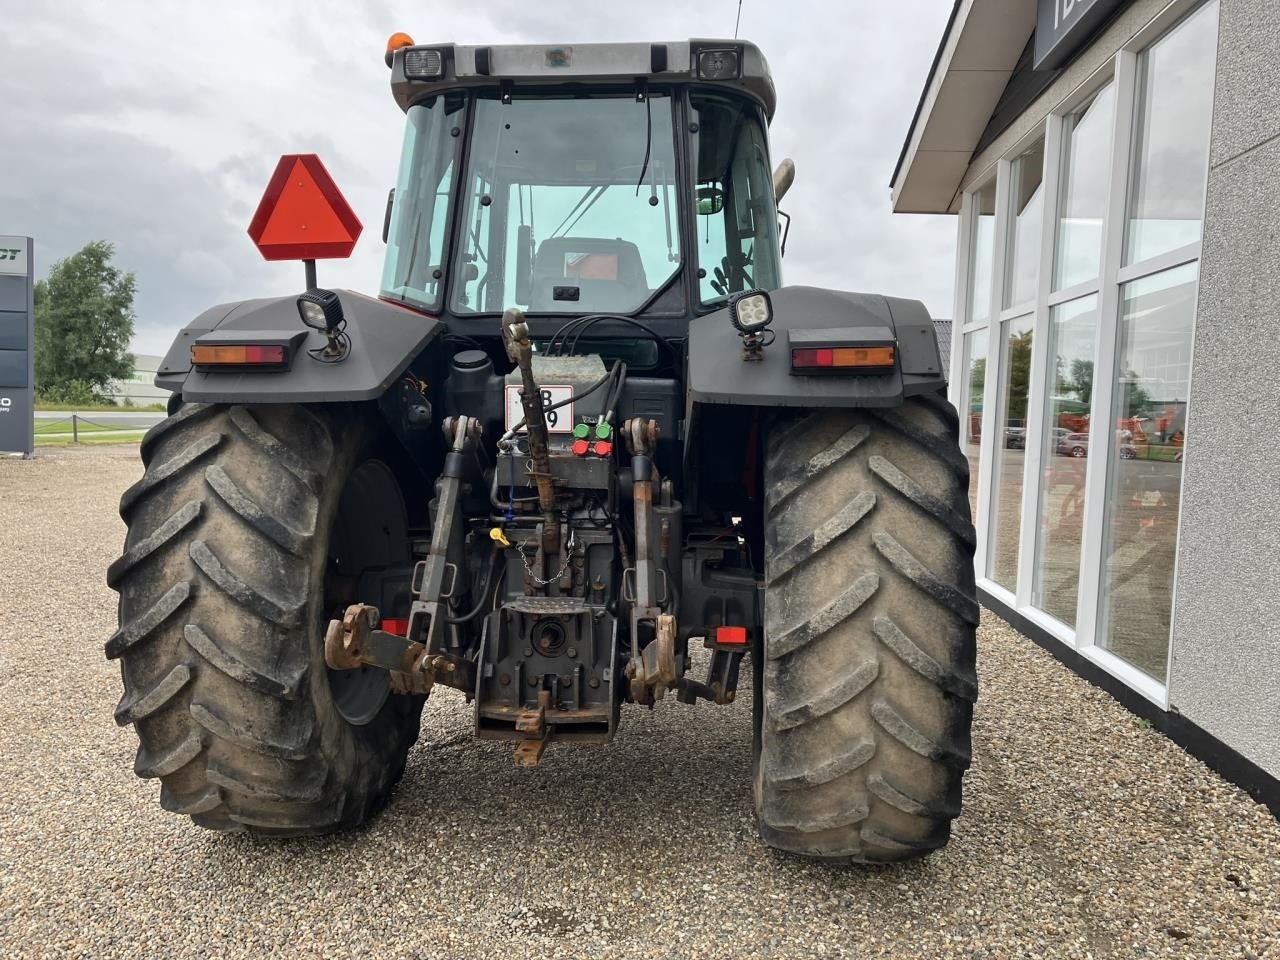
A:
2;446;1278;959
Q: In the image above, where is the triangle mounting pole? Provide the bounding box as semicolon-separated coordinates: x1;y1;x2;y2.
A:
304;259;317;290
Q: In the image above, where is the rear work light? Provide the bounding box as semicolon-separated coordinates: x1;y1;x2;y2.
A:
191;344;287;367
788;328;897;375
403;48;445;79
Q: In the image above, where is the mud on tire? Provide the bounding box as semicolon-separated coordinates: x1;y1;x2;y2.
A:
754;393;978;862
107;402;424;835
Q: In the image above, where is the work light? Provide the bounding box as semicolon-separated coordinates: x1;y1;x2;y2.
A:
403;48;445;79
697;48;740;80
728;289;773;334
297;288;344;334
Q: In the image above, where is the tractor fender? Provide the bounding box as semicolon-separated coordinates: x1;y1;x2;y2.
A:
686;285;944;409
154;289;443;403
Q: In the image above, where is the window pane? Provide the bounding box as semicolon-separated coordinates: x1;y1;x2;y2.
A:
968;184;996;325
1032;294;1099;626
1004;142;1044;309
1097;263;1197;681
381;95;465;310
691;96;783;304
451;94;681;314
1054;85;1115;291
962;329;989;519
988;314;1034;590
1124;1;1220;266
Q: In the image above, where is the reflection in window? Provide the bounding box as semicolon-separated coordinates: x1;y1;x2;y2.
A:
1098;263;1197;681
1054;85;1115;291
962;329;989;519
1125;1;1220;266
1005;142;1044;309
988;315;1034;590
1032;295;1099;626
968;184;997;325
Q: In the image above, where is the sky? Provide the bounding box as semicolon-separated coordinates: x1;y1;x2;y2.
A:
0;0;956;357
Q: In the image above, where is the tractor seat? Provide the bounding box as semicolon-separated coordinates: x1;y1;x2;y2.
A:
529;237;648;312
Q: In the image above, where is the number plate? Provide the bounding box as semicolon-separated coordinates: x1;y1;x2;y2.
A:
505;384;574;434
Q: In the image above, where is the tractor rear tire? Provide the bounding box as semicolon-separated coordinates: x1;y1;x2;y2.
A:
754;393;979;862
107;401;425;835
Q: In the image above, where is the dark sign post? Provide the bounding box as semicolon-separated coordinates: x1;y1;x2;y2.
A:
1035;0;1131;70
0;236;34;457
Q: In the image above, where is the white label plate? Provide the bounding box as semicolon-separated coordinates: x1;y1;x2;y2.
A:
505;384;574;433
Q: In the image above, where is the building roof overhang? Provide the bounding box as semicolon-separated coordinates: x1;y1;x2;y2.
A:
890;0;1036;214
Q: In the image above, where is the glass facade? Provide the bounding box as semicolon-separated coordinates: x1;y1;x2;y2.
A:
1005;142;1045;309
962;329;988;518
969;184;997;326
1032;295;1099;626
1098;264;1197;680
1054;85;1114;291
954;1;1218;697
1125;1;1220;266
989;315;1033;590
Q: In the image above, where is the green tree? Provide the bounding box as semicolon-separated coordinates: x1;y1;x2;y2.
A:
34;241;135;402
1069;358;1094;406
1005;329;1034;423
1121;373;1153;420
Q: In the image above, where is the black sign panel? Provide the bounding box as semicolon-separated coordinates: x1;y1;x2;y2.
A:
0;236;34;456
1035;0;1132;70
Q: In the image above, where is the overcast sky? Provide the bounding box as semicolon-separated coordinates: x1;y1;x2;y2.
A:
0;0;955;356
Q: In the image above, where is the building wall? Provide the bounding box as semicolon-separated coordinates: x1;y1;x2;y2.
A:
1168;0;1280;777
106;354;167;405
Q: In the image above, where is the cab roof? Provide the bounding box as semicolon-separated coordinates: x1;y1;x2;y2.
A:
389;39;776;121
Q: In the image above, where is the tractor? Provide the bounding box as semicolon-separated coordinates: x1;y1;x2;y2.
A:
107;36;978;862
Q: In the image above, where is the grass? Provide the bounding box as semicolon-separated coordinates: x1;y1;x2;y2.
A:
33;418;146;446
36;401;166;412
35;432;144;446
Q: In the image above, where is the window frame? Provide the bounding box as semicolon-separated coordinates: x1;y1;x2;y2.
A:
948;0;1220;708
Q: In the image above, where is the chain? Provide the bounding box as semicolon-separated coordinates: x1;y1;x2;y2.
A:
515;530;576;587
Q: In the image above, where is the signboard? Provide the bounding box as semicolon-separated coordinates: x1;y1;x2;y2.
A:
1034;0;1131;70
247;154;363;261
0;236;34;456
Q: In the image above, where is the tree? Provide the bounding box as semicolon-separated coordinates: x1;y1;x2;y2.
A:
1069;358;1094;406
1004;328;1034;423
1121;373;1153;420
34;241;135;402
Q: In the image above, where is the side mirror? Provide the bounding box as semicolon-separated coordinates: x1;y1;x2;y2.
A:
772;158;795;204
696;186;724;216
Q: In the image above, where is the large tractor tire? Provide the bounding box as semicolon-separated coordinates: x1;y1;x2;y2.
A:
754;393;979;862
106;401;425;835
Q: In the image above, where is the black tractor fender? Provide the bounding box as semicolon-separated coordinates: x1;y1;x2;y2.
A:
685;285;945;410
155;289;443;403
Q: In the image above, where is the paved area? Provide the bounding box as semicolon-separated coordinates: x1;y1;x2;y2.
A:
1;446;1278;959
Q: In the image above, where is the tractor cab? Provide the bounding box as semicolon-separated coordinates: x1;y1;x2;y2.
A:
380;39;785;347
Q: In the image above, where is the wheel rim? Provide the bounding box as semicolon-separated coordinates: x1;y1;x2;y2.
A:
325;460;407;726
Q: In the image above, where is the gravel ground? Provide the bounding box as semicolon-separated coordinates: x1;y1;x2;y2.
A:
2;446;1278;959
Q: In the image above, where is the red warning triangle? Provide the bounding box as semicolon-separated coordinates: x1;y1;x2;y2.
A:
247;154;363;261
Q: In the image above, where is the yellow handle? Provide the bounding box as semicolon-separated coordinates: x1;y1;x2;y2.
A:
489;527;511;547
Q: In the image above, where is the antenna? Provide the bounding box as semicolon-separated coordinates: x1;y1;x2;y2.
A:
734;0;743;39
